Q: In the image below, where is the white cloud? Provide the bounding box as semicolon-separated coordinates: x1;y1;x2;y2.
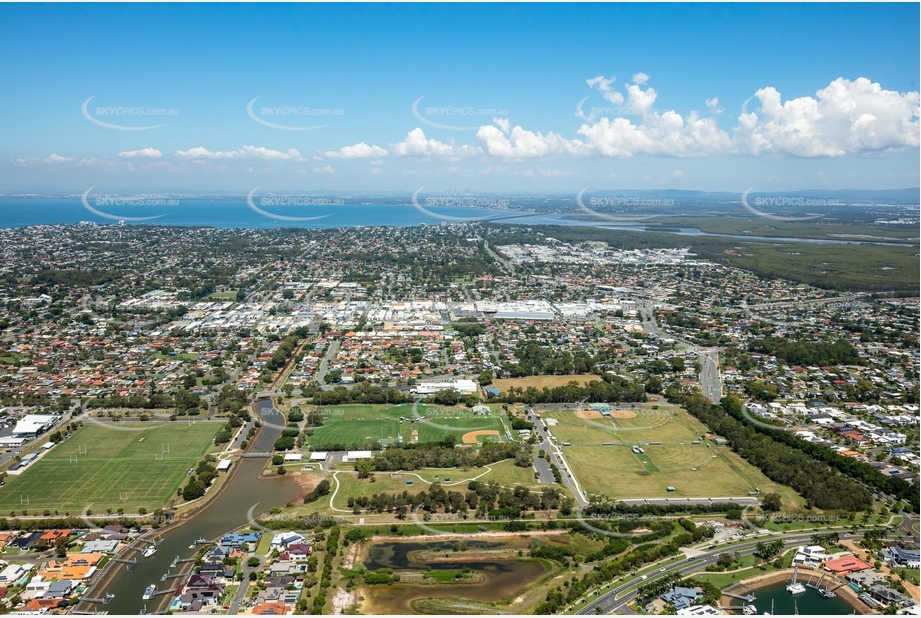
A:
175;146;304;160
493;118;511;134
632;72;650;85
670;169;684;178
370;167;383;174
586;75;624;105
734;77;920;156
706;97;722;115
390;128;480;158
118;148;162;159
476;124;590;160
577;110;731;158
313;165;335;174
323;142;389;159
13;153;73;165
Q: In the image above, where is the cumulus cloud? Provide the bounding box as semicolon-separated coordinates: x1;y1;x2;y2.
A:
390;128;480;158
670;169;684;178
734;77;920;156
370;167;383;174
175;146;304;160
118;148;162;159
313;165;335;174
323;142;388;158
476;124;590;160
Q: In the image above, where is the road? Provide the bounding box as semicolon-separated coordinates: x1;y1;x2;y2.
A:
527;407;588;506
227;556;262;614
636;298;723;404
699;349;722;404
314;339;341;388
576;530;874;615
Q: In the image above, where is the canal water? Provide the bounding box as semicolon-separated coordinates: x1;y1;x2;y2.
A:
747;582;859;615
100;400;299;614
359;539;548;614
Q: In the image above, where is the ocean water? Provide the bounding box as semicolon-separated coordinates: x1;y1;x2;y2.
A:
0;198;567;229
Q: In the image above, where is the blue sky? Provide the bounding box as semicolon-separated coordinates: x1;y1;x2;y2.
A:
1;2;918;193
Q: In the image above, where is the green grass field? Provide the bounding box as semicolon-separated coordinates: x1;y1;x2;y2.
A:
548;405;802;504
306;404;509;449
0;423;221;514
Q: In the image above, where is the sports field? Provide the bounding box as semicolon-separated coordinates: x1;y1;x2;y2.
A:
546;404;802;504
492;373;600;393
0;422;221;514
306;404;510;449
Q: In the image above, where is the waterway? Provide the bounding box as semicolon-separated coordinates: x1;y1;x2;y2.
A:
359;538;548;614
96;400;298;615
745;582;858;615
0;198;915;247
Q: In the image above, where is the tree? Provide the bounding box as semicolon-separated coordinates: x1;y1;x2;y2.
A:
355;459;373;479
247;556;260;568
760;493;782;512
478;370;493;386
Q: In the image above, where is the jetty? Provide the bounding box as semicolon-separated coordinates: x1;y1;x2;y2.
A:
110;557;139;573
723;591;756;603
169;555;197;569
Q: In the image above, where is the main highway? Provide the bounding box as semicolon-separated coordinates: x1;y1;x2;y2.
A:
575;530;874;615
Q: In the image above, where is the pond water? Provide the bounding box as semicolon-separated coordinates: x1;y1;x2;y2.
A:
359;539;549;614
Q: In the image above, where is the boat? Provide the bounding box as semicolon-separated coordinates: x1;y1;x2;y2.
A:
196;537;208;544
142;546;157;558
787;565;806;594
819;588;837;598
142;584;156;600
743;605;758;615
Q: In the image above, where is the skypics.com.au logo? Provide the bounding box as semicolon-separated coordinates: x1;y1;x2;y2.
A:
741;188;833;222
82;97;178;131
576;187;670;223
246;188;334;222
81;188;171;222
246;97;344;131
411;97;509;131
411;188;512;223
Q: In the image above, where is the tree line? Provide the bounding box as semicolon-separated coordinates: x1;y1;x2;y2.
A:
720;394;919;512
669;390;874;511
367;439;532;471
494;375;646;405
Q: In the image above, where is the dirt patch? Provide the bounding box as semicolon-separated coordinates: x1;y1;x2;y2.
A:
575;409;602;419
462;430;500;444
332;586;358;614
289;472;323;503
343;542;360;570
608;409;637;419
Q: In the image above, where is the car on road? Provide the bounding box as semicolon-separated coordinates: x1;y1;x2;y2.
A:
659;567;666;571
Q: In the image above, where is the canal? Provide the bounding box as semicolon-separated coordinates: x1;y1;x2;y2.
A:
98;400;298;615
